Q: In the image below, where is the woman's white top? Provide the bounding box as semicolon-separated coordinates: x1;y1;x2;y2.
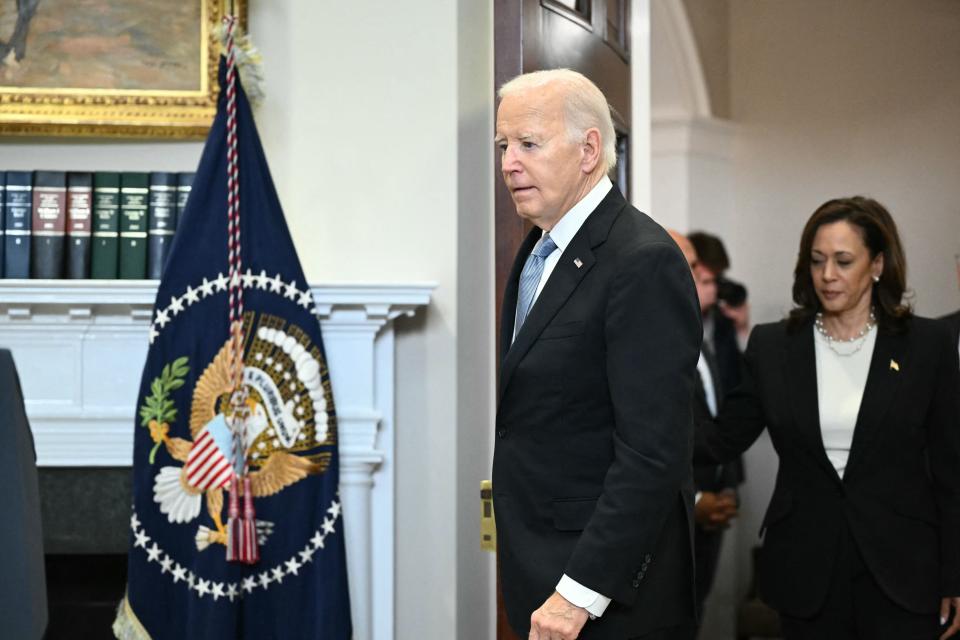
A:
814;324;878;478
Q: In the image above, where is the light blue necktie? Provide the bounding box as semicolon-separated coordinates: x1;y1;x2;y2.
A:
514;234;558;336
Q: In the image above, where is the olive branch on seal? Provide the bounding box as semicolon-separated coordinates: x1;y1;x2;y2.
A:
139;357;190;464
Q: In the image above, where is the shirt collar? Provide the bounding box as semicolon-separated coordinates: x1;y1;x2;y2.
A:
543;176;613;252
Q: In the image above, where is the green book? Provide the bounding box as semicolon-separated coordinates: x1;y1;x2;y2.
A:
119;172;149;279
90;172;121;279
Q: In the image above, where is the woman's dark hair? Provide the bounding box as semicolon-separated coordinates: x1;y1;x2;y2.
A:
788;196;912;333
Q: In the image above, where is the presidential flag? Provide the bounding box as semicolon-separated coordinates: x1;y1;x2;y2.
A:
115;27;351;640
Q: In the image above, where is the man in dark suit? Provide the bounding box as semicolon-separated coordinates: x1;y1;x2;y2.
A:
492;69;702;640
669;230;739;632
943;255;960;361
945;309;960;356
688;231;748;391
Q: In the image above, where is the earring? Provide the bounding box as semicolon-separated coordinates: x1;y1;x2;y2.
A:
873;275;880;283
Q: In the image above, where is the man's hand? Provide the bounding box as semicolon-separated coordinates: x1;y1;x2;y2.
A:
529;591;589;640
940;597;960;639
695;491;738;530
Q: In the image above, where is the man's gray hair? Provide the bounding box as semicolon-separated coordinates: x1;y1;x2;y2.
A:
498;68;617;173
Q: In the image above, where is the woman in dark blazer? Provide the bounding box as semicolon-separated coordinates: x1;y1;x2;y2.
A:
696;197;960;640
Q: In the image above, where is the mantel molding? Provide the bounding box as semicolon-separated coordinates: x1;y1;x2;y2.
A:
0;280;433;326
0;279;431;640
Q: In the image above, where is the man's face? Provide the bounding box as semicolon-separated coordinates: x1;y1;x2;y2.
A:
695;265;718;314
670;231;715;314
495;85;589;230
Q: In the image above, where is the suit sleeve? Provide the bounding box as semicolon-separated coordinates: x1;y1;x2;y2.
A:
562;241;700;606
927;321;960;595
693;327;769;466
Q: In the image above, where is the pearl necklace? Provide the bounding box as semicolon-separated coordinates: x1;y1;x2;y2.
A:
815;309;876;357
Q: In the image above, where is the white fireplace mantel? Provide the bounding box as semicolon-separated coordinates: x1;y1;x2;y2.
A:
0;280;433;640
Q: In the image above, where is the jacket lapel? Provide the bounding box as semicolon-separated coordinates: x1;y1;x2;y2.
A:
843;329;907;482
784;322;842;484
497;187;625;404
498;234;596;398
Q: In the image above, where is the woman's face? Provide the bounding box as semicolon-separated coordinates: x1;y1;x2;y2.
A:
810;220;883;317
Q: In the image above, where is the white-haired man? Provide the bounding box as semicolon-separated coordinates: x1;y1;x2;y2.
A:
492;69;701;640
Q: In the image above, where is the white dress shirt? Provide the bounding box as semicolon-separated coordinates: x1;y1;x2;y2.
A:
814;325;877;477
513;175;614;617
696;352;718;418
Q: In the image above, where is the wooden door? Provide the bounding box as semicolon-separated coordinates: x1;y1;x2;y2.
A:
493;1;631;637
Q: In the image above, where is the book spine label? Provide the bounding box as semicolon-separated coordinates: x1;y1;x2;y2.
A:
0;176;5;278
4;174;33;279
31;172;68;279
66;173;94;279
90;176;120;279
119;174;149;280
177;172;194;217
147;174;177;279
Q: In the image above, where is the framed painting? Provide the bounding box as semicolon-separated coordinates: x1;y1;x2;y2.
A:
0;0;246;139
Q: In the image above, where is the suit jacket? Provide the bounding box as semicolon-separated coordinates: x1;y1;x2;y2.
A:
942;309;960;351
692;361;740;495
707;307;744;397
695;317;960;617
493;187;702;639
690;369;738;613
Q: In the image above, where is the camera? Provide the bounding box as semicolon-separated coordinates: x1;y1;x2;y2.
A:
717;277;747;308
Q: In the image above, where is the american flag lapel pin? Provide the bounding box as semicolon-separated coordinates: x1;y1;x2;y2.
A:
889;359;900;372
573;258;583;269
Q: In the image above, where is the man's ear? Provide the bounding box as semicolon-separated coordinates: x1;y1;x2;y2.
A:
581;128;602;173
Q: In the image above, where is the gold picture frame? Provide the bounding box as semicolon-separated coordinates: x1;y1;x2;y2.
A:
0;0;246;139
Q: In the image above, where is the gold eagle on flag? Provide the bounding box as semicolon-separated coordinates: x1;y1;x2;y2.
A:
150;335;324;552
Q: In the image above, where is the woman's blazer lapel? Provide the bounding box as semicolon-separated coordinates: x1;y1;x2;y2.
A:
843;329;908;482
783;322;842;484
782;322;909;485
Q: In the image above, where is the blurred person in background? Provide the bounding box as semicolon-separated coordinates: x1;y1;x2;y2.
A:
694;197;960;640
942;253;959;363
668;230;739;638
689;232;749;391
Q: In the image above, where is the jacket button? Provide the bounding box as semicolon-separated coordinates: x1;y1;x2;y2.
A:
632;579;640;588
644;554;652;563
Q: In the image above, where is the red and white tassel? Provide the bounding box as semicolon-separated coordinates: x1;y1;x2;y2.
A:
226;475;242;562
226;475;259;564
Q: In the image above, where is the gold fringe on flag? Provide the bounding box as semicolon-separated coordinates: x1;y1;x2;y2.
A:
216;20;265;107
112;594;153;640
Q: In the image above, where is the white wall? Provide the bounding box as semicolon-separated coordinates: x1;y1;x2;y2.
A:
1;1;496;637
726;0;960;321
251;3;495;638
454;1;497;638
720;0;960;617
0;138;203;173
